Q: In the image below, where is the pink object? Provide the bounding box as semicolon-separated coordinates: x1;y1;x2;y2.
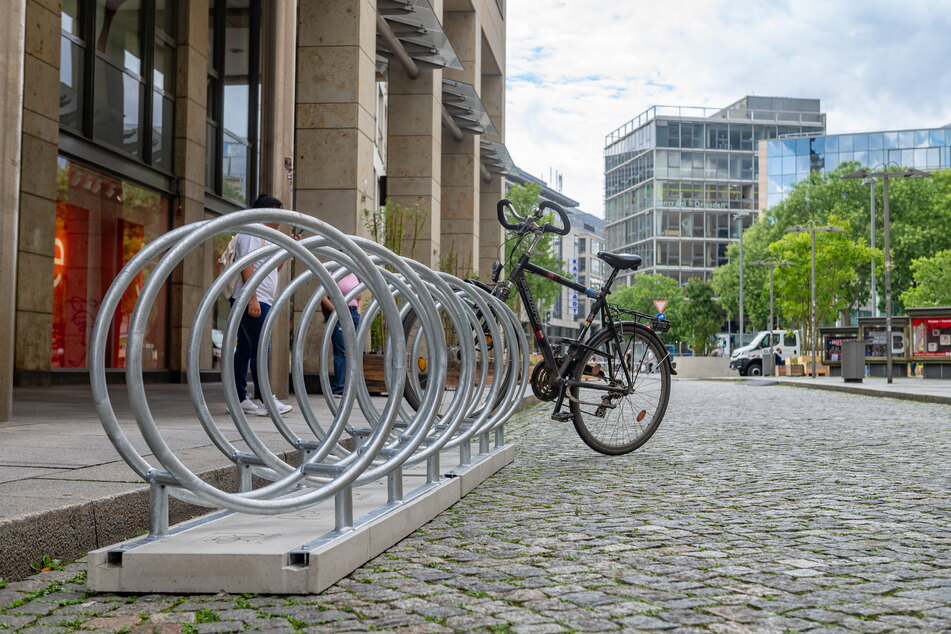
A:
338;273;361;307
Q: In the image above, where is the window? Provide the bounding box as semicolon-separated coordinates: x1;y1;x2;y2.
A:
59;0;176;167
207;0;262;205
53;157;170;369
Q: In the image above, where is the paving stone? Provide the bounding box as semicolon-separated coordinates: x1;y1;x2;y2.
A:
81;615;143;630
5;385;951;631
150;611;197;623
194;622;244;633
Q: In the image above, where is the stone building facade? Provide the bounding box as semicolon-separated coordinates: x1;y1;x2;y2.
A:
0;0;508;420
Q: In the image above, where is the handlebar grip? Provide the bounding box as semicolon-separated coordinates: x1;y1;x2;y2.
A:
496;199;521;230
538;200;571;235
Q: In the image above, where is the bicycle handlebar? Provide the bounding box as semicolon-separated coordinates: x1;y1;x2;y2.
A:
496;199;522;230
538;201;571;236
496;199;571;235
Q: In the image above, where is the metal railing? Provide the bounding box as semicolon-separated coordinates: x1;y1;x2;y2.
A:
90;208;528;537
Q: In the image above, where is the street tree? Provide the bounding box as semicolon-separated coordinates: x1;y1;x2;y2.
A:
680;278;724;355
503;182;567;317
900;249;951;308
610;274;685;345
768;217;877;359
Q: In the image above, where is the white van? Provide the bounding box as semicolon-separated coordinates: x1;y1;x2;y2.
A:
729;330;800;376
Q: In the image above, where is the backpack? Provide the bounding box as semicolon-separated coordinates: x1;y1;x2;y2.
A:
218;235;239;298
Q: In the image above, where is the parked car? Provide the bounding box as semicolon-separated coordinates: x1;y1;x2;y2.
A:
730;330;800;376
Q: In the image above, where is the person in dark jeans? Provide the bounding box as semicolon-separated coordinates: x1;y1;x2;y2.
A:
231;194;295;416
321;272;362;395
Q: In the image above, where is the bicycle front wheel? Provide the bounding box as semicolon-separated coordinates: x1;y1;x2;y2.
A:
568;322;670;455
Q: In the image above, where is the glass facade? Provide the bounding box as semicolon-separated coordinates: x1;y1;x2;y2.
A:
59;0;176;168
206;0;263;205
766;127;951;207
604;96;825;285
53;158;170;370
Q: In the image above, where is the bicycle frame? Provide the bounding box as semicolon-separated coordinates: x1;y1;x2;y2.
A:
500;234;645;414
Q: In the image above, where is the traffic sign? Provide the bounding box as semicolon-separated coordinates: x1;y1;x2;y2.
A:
655;312;666;321
654;300;668;313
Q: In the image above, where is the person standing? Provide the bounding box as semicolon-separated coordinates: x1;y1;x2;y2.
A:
232;194;294;416
321;272;361;395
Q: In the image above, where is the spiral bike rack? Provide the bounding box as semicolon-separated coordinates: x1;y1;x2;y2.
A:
87;209;529;592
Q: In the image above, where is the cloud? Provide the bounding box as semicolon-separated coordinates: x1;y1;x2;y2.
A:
504;0;951;218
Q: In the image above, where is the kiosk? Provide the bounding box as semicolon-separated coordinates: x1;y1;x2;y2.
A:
907;307;951;379
857;317;910;378
819;327;860;377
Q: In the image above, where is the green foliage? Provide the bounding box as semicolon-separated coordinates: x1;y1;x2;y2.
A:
900;250;951;307
362;200;431;351
363;200;429;258
712;162;944;331
610;274;686;344
769;216;878;356
29;555;65;573
502;183;568;316
680;278;724;355
195;607;220;623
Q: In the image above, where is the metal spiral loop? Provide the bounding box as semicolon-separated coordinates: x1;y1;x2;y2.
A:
90;209;528;521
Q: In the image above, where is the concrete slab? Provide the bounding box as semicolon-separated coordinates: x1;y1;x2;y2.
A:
0;465;63;484
86;444;513;594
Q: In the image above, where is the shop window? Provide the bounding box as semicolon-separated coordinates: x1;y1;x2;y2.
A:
207;0;263;205
58;0;176;168
53;157;169;369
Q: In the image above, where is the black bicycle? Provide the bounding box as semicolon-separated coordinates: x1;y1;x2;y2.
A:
401;199;673;455
483;198;673;455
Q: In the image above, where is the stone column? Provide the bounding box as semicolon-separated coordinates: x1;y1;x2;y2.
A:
295;0;377;374
295;0;377;234
479;71;505;278
386;58;442;268
259;0;297;397
15;0;60;386
168;0;209;380
440;10;480;278
0;0;26;419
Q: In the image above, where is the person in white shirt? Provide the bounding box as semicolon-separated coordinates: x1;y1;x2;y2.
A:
231;195;296;416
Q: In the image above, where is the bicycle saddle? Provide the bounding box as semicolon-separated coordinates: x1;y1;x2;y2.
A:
597;251;642;271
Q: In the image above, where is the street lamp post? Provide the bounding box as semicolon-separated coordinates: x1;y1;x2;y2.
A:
785;225;846;378
733;211;753;348
862;177;877;317
750;260;795;342
843;167;932;383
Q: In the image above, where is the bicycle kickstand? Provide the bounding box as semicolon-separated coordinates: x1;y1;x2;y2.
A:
550;382;572;422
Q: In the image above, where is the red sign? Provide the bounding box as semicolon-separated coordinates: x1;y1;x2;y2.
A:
654;300;668;313
911;317;951;357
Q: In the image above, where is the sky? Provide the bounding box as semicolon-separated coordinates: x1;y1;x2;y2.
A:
504;0;951;217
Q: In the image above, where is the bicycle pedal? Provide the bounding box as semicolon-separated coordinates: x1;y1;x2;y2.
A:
551;411;572;422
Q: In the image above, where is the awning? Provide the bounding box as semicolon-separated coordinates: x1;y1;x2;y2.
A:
480;139;516;176
442;79;498;136
378;0;463;71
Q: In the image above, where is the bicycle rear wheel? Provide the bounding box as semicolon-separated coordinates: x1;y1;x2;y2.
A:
568;322;670;455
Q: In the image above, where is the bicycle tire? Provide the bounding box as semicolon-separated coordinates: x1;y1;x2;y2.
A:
568;322;671;455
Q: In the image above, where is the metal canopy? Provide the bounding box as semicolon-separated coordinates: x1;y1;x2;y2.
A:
480;139;516;176
442;79;498;136
378;0;463;71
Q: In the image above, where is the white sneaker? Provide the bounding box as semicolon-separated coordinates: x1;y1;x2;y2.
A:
265;395;293;415
239;397;268;417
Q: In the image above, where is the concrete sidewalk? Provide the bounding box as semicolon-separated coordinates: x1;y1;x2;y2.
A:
689;374;951;405
0;383;387;582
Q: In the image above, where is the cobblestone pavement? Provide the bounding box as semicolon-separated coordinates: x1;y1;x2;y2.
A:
2;381;951;633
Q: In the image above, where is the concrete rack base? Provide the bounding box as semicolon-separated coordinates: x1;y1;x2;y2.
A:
87;444;514;595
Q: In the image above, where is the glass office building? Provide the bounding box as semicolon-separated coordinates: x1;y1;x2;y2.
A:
765;127;951;207
604;96;825;285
